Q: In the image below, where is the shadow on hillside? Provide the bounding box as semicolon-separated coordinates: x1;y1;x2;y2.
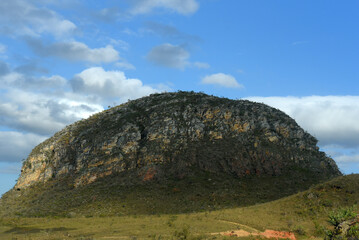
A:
5;226;76;234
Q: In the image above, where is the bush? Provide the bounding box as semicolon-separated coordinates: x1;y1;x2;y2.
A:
348;225;359;238
325;205;359;240
293;225;306;235
173;226;190;240
328;206;357;227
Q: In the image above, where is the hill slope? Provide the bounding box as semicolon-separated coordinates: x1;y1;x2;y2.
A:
0;91;341;217
210;173;359;238
1;174;358;240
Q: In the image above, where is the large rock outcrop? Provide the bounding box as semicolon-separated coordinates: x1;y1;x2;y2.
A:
15;91;340;190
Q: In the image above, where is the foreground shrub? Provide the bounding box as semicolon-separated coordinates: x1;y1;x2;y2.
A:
325;205;359;240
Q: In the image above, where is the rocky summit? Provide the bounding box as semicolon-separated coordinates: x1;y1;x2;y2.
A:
16;91;340;190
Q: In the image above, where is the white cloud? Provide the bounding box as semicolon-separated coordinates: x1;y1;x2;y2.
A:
0;0;76;37
336;154;359;163
193;62;210;69
130;0;199;15
26;39;120;63
0;70;104;136
0;88;103;135
0;72;23;84
0;132;46;162
71;67;160;102
147;43;189;69
201;73;243;88
245;96;359;149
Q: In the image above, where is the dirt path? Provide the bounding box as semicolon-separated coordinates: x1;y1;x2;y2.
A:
100;219;296;240
217;219;261;233
219;229;296;240
214;219;296;240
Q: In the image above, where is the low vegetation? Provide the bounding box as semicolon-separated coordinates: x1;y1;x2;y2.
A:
0;174;358;239
0;167;333;218
325;205;359;239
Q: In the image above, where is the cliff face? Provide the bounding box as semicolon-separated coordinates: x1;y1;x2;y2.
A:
15;91;341;189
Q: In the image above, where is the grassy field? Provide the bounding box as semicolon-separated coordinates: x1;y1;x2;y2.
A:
0;210;321;240
1;174;358;240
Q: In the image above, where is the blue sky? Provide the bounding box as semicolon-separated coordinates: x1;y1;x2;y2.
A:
0;0;358;196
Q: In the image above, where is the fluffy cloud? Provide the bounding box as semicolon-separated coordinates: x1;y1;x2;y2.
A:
0;0;76;37
0;88;103;135
201;73;243;88
0;132;46;162
71;67;159;102
130;0;199;15
147;43;189;69
0;68;103;136
245;96;359;149
26;38;120;63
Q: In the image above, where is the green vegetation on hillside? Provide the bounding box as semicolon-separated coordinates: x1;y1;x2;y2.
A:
1;174;358;239
0;167;334;218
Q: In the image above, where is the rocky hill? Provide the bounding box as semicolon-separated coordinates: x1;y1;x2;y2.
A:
16;91;339;189
1;91;341;217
